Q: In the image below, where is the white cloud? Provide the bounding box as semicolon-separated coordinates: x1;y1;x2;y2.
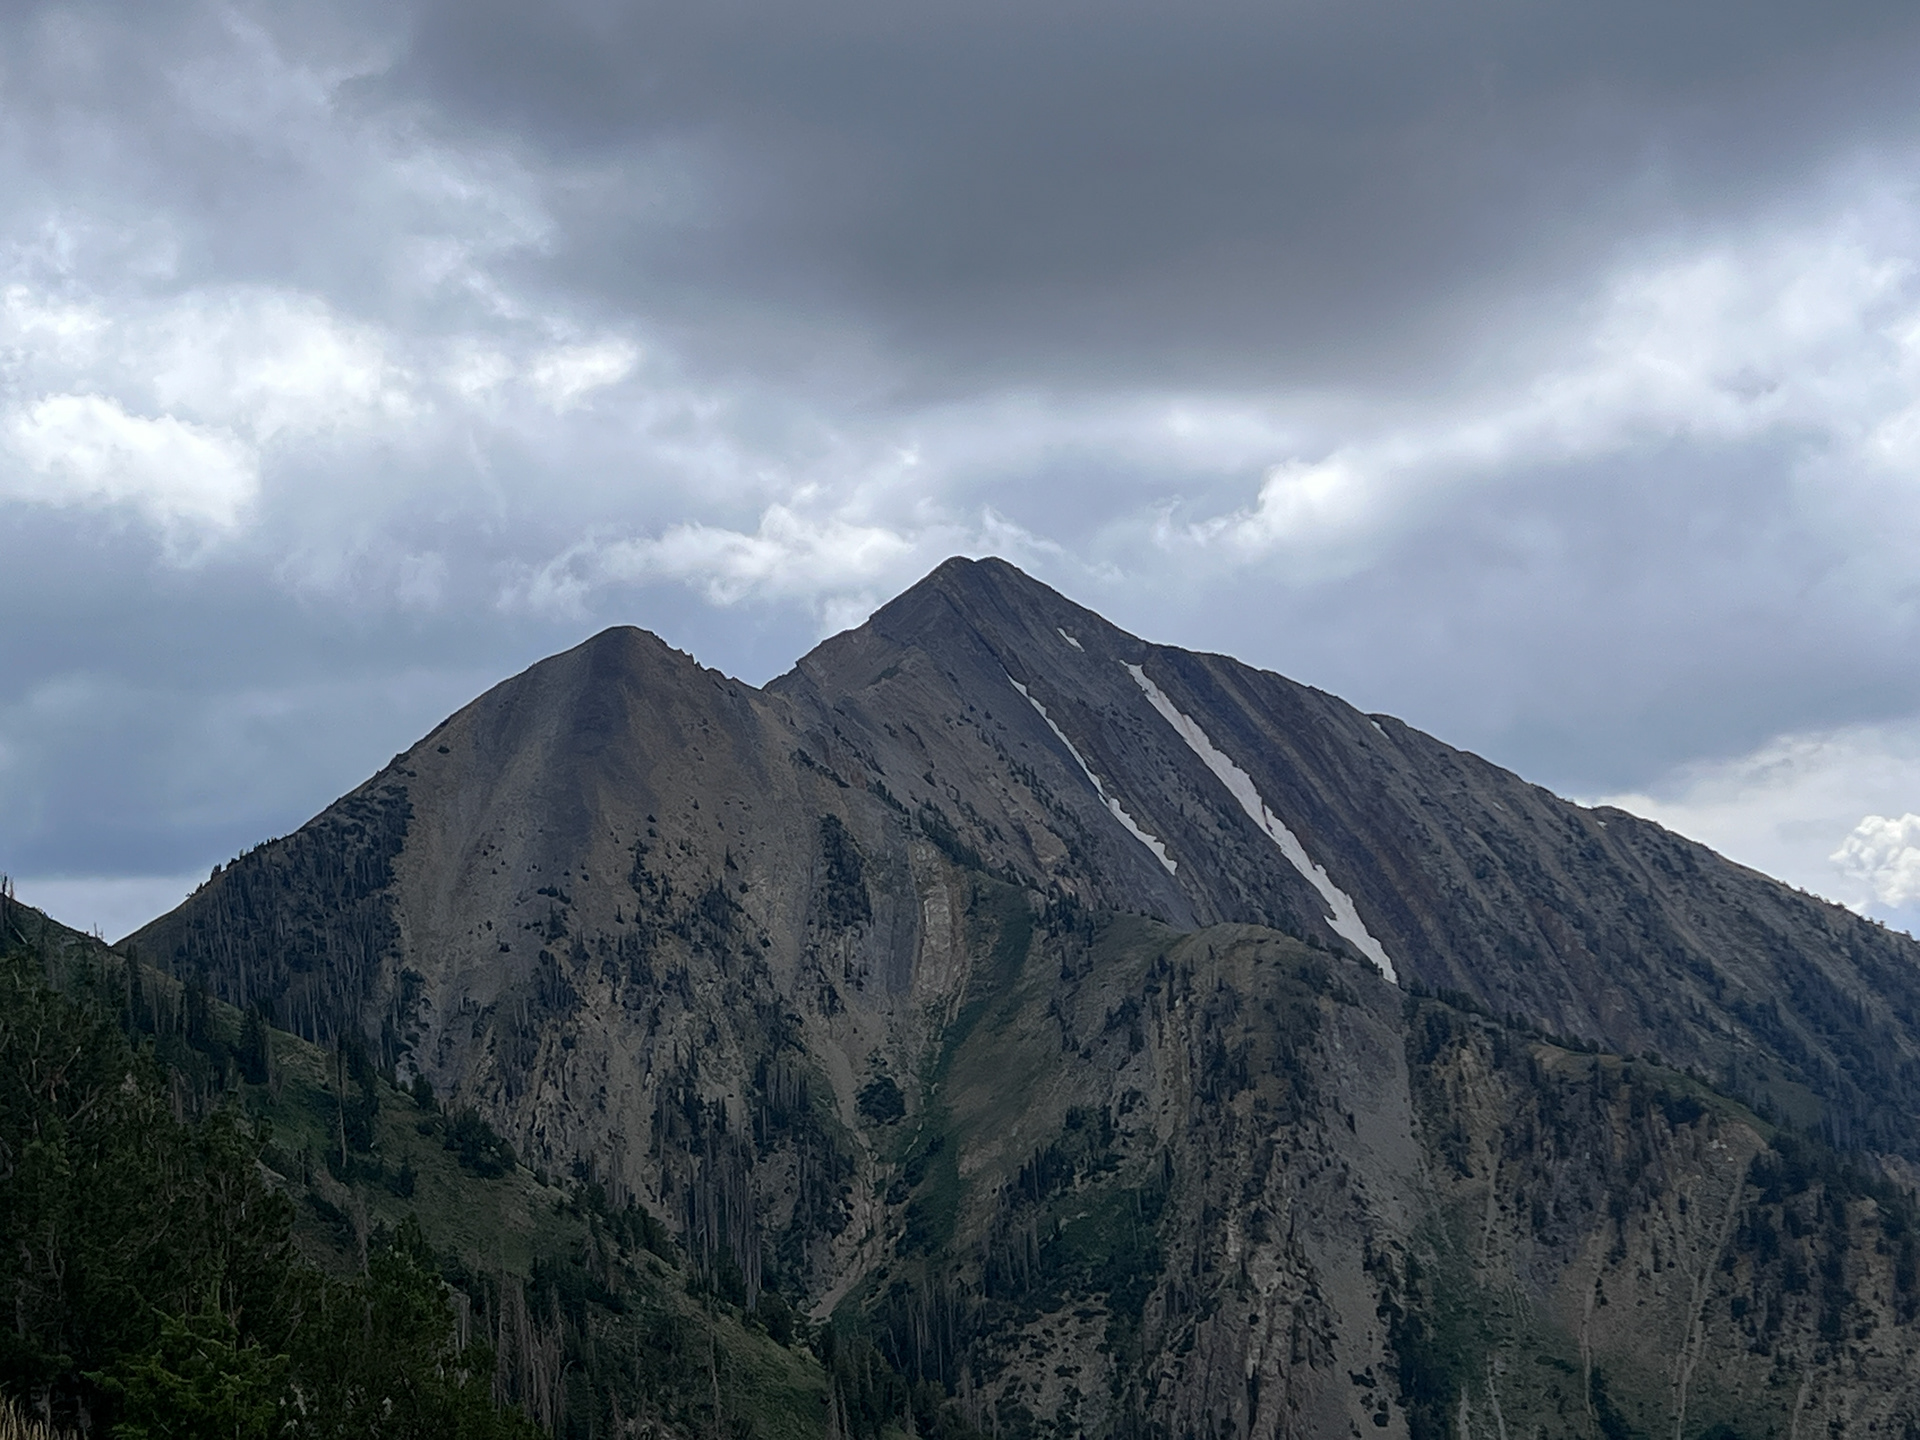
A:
1;392;257;532
2;285;109;360
511;502;929;617
0;279;419;554
144;289;411;439
392;551;450;610
529;340;640;412
1189;451;1384;572
1179;192;1920;575
1832;814;1920;909
443;340;515;399
501;496;1088;637
0;262;660;569
0;279;415;444
19;0;1920;925
1595;720;1920;921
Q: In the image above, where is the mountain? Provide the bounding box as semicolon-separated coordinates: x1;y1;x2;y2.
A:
125;557;1920;1437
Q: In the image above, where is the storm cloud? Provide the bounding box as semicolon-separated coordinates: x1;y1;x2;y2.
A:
7;0;1920;938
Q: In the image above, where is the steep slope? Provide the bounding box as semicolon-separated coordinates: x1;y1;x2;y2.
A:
137;558;1920;1167
777;558;1920;1155
857;909;1920;1440
0;884;834;1440
132;623;959;1301
121;556;1920;1436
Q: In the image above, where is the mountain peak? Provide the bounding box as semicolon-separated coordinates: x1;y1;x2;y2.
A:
777;557;1135;707
111;560;1920;1438
868;554;1112;639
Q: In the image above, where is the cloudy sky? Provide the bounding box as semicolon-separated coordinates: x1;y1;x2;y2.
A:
8;0;1920;941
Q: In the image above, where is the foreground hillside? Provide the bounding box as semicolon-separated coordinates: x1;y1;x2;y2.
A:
0;889;844;1439
102;557;1920;1435
21;876;1920;1437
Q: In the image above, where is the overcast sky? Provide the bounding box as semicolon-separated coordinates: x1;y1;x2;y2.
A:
8;0;1920;941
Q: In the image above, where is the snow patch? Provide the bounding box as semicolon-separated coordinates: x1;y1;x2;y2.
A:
1126;663;1397;984
1008;673;1176;875
1058;629;1084;651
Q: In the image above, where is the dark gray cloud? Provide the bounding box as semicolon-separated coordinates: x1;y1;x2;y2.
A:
388;0;1920;390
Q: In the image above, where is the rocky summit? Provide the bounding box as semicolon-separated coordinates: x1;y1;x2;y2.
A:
131;557;1920;1438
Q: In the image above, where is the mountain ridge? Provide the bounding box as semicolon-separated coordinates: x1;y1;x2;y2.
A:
132;555;1920;1156
117;555;1920;1437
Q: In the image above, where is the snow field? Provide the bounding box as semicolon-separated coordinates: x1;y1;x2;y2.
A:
1006;672;1178;876
1125;663;1398;984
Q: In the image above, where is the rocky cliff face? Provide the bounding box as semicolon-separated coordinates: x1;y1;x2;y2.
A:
858;915;1920;1440
129;557;1920;1435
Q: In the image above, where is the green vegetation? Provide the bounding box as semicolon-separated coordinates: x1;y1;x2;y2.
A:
15;833;1918;1440
855;908;1190;1432
815;816;873;933
433;1107;520;1178
0;900;818;1439
0;886;996;1440
138;780;414;1061
856;1076;905;1126
914;804;985;875
0;898;537;1437
1394;984;1920;1440
1371;1222;1494;1440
